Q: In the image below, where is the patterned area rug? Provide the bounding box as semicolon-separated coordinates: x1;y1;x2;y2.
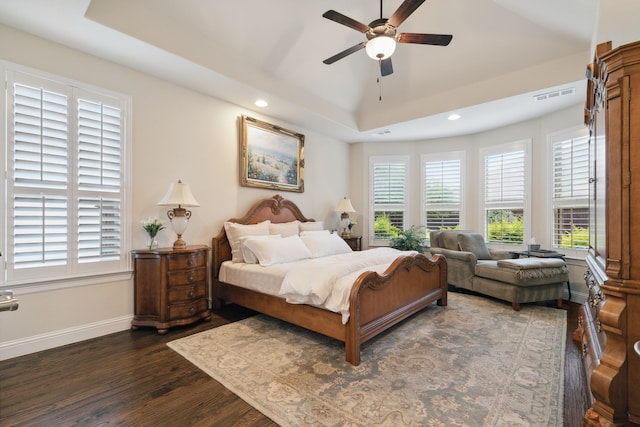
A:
168;293;566;426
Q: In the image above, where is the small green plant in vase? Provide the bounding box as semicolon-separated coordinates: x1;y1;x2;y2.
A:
390;225;427;252
347;219;356;236
141;216;165;249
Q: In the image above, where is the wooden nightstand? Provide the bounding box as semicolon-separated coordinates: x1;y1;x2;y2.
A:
342;236;362;251
131;245;211;334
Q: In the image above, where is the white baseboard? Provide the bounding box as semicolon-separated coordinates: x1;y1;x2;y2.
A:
569;289;588;305
0;315;133;361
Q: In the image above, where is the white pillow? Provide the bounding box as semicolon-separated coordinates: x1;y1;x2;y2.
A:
299;221;324;232
301;233;352;258
240;234;281;264
224;220;270;263
243;235;312;266
269;220;300;237
299;229;331;237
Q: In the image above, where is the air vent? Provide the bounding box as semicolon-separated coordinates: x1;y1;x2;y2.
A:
534;87;575;101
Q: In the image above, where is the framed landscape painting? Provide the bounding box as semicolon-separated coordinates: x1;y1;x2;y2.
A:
240;115;305;193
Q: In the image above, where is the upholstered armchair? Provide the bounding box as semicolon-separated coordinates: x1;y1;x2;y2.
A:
429;230;515;290
429;230;567;310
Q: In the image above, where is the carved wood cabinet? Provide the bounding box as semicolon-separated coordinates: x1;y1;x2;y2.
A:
577;40;640;426
131;245;211;334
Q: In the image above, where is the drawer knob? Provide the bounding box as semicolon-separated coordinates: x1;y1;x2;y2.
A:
189;306;195;314
187;259;194;267
188;291;194;298
188;275;194;283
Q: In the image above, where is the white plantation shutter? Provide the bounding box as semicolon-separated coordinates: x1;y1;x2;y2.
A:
551;132;589;249
77;99;122;262
78;197;121;262
4;67;129;284
483;142;529;244
13;195;68;268
371;157;408;241
424;156;462;231
485;150;525;204
12;83;70;270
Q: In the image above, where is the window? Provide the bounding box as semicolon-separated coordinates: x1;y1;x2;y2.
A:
423;152;463;233
370;156;409;243
2;65;131;285
482;141;530;244
551;129;589;249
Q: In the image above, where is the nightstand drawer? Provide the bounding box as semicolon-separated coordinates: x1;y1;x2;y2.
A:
167;267;207;286
168;284;206;303
167;252;206;270
168;299;208;320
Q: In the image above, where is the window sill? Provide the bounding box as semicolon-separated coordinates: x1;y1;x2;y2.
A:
1;270;134;296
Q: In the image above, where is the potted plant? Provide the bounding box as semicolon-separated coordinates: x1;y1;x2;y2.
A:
141;216;165;249
390;225;427;252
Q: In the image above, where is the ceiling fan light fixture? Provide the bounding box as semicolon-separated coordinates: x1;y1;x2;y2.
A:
365;36;396;60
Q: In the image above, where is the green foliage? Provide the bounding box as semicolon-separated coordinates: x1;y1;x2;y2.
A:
487;211;524;244
560;225;589;248
374;214;400;239
390;225;427;252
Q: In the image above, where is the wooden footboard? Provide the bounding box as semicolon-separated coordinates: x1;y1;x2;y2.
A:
345;253;447;365
210;194;448;365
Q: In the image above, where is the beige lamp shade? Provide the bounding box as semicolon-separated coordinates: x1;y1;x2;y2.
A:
157;180;200;207
335;197;356;213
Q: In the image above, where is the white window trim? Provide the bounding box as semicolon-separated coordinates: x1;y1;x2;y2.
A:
547;126;590;258
0;60;133;288
479;139;531;248
368;155;410;246
421;150;466;231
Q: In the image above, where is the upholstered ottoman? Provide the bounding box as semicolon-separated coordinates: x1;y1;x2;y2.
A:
473;258;568;310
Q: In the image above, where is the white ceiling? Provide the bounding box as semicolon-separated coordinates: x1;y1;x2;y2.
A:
0;0;597;142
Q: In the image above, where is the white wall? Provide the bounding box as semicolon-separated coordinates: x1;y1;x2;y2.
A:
0;24;350;359
592;0;640;53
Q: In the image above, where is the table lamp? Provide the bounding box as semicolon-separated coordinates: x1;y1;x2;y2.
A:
335;197;356;238
157;180;200;249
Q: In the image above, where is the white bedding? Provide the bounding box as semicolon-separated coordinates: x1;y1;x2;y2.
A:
219;247;414;324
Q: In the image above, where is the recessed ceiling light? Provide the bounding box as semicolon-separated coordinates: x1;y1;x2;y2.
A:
254;99;268;107
448;113;461;121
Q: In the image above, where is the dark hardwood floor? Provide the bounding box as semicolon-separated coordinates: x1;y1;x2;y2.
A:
0;301;588;427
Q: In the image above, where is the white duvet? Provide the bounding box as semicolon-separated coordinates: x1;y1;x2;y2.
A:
278;247;415;323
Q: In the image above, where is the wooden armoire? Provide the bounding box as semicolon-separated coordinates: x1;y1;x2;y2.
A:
577;39;640;426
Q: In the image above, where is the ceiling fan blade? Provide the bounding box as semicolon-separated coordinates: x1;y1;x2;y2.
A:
323;41;367;64
397;33;453;46
322;10;370;33
380;58;394;76
387;0;427;28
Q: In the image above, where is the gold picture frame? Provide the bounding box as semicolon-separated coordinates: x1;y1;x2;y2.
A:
240;115;305;193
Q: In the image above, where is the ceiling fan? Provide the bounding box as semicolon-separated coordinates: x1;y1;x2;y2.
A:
322;0;452;77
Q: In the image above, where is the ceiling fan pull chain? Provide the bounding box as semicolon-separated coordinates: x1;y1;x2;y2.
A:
378;59;383;101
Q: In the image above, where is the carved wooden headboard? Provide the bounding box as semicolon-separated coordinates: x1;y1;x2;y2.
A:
211;194;314;278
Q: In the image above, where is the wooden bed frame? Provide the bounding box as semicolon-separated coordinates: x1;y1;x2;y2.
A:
211;194;448;365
